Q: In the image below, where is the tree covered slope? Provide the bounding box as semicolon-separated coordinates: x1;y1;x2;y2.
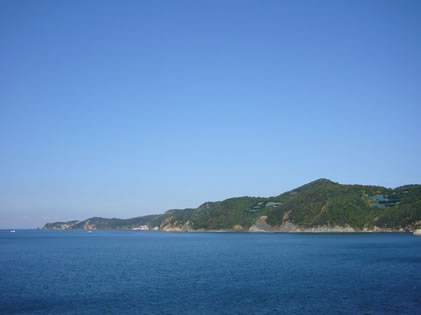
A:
43;179;421;232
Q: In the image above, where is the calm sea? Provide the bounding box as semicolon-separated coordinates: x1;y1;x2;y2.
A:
0;230;420;314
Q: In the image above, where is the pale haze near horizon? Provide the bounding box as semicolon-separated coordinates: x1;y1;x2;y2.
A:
1;1;420;228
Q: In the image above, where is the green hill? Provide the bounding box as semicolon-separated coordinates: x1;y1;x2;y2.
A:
43;179;421;232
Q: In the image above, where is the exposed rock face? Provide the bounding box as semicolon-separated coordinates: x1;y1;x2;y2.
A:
248;216;407;233
83;220;96;230
249;216;310;232
249;217;314;232
249;216;273;232
161;218;194;232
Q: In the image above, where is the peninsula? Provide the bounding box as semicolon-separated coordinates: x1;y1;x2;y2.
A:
43;179;421;232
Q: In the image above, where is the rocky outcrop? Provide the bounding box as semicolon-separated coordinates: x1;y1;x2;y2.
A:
43;221;80;230
248;216;353;232
248;216;410;233
249;216;274;232
160;218;195;232
82;221;96;230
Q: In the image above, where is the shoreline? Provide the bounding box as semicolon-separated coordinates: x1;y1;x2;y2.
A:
41;228;415;233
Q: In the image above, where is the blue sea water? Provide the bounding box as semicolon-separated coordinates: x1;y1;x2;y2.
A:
0;230;420;314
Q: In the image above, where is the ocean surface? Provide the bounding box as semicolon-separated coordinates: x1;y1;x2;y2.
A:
0;230;420;314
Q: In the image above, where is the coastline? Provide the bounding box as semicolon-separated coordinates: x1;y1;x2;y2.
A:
42;226;414;233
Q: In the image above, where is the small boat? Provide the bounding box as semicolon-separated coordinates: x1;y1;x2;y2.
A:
413;229;421;236
10;230;16;233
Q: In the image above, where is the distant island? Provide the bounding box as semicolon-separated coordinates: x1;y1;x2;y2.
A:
43;179;421;232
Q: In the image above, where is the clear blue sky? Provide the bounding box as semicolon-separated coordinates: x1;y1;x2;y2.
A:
1;0;420;228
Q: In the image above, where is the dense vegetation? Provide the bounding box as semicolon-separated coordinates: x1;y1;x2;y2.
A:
43;179;421;231
264;180;421;229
